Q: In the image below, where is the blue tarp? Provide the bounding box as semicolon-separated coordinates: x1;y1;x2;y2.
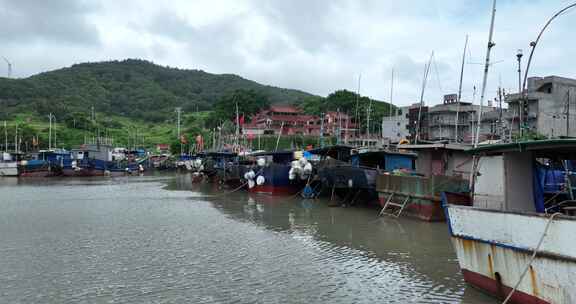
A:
385;154;415;171
532;163;545;213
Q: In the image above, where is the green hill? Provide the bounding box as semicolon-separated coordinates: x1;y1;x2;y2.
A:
0;59;396;153
0;59;314;122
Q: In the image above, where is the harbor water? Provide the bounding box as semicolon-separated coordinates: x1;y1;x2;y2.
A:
0;173;495;303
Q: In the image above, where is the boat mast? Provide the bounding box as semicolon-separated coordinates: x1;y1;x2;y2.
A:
415;51;434;143
455;35;469;143
4;121;7;153
473;0;497;147
48;113;52;150
366;97;373;138
235;97;240;148
14;124;18;154
390;68;396;117
354;74;362;140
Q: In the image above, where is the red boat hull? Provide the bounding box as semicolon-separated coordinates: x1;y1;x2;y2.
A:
248;185;300;196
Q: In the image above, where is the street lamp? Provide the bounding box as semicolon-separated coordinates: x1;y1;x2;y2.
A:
519;3;576;140
516;49;523;94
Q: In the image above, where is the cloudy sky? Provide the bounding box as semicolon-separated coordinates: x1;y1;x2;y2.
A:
1;0;575;107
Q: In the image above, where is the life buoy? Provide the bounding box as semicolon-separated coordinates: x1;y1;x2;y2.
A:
256;175;265;185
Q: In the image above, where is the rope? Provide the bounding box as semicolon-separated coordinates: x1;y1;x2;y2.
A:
501;212;562;304
203;167;264;198
207;180;250;198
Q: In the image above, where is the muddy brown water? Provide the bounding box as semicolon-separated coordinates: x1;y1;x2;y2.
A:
0;173;495;303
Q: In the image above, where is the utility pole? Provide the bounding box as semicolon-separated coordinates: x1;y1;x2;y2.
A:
175;107;182;155
14;124;18;154
48;113;53;150
4;121;7;153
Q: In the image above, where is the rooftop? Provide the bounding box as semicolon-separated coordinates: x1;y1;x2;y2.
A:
268;105;301;113
468;139;576;158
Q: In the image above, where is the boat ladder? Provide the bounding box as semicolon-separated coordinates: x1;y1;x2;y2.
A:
379;193;410;218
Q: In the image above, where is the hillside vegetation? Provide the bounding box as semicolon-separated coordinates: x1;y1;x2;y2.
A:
0;59;396;153
0;59;313;123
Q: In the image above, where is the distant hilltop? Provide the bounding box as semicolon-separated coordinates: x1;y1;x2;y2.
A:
0;58;315;122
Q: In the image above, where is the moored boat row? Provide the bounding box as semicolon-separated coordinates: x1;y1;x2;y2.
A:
1;143;146;178
190;139;576;303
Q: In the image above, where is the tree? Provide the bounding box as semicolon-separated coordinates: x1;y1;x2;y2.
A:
209;89;271;128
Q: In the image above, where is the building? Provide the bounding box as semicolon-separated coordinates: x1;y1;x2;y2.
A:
322;111;357;139
381;106;411;143
243;105;318;136
382;95;504;144
243;105;358;138
428;94;504;143
505;75;576;138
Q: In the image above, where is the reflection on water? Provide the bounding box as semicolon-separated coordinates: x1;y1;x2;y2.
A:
0;173;494;303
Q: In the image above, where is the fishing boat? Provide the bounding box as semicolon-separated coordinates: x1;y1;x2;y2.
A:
63;144;136;177
243;151;305;195
376;143;472;221
319;148;416;204
0;152;18;177
443;139;576;303
306;145;353;196
199;151;237;183
18;150;70;177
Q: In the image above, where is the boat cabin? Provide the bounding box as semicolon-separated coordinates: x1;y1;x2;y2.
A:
469;139;576;213
248;151;295;165
398;143;472;178
352;149;416;171
306;145;353;163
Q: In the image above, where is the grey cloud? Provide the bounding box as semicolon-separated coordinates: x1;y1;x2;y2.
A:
253;0;351;54
146;12;247;69
0;0;101;45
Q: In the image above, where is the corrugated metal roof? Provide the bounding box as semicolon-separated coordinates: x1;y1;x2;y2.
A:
468;139;576;154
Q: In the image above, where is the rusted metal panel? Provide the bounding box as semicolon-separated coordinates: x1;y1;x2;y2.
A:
452;236;575;303
448;206;576;259
447;206;576;303
376;174;468;197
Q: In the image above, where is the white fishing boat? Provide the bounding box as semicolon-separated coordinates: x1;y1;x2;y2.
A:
444;139;576;303
0;152;18;177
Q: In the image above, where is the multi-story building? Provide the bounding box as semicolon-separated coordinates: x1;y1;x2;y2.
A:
428;94;503;143
381;95;504;143
243;105;358;137
505;75;576;138
381;106;412;143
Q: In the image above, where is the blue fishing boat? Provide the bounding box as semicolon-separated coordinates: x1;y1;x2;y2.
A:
243;151;304;195
64;144;137;176
18;150;71;177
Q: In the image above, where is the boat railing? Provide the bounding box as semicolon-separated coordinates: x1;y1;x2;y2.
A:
376;174;469;201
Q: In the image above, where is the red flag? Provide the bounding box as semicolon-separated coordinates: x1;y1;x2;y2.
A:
239;115;245;125
196;135;204;151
